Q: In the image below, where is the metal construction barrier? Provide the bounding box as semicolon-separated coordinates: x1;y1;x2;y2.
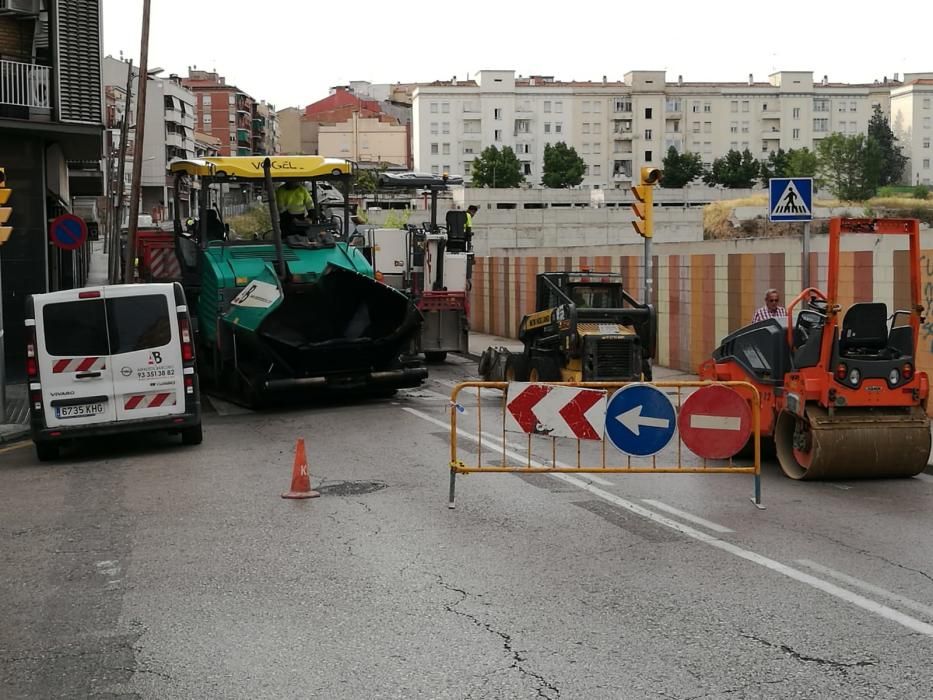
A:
448;380;762;508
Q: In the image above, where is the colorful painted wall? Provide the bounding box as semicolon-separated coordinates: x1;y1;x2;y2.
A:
470;232;933;378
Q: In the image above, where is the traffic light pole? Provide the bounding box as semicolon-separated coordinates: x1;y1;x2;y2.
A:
643;237;652;305
802;221;811;288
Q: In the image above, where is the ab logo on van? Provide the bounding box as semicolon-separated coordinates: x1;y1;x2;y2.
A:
148;351;163;365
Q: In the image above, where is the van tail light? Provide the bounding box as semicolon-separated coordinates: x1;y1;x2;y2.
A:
178;316;194;363
835;363;847;380
26;327;38;378
184;376;194;395
903;363;914;380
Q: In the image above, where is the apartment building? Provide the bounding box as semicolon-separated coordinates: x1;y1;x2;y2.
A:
183;68;257;157
891;74;933;186
103;57;196;222
253;100;279;156
0;0;104;373
412;70;908;187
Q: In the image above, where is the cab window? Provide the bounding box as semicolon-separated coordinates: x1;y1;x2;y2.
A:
107;295;172;354
568;285;620;309
42;300;109;357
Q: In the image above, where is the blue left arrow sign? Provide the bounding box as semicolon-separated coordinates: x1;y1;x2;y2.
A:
605;384;677;457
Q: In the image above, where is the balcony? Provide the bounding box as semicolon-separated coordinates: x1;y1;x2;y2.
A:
612;171;633;181
0;59;51;115
237;128;250;145
166;132;183;148
237;147;251;156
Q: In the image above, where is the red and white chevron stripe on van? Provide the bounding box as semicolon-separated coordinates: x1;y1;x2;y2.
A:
52;357;107;374
123;392;177;410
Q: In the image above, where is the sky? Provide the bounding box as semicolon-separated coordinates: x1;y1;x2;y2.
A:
102;0;930;110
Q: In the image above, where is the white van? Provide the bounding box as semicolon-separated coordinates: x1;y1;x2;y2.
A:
25;282;202;461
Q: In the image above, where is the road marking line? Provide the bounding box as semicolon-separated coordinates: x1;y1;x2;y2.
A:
0;440;30;454
690;414;741;431
403;406;933;637
641;499;734;533
914;473;933;483
796;559;933;619
584;474;615;486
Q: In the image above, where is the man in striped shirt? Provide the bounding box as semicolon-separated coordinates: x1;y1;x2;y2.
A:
752;289;787;323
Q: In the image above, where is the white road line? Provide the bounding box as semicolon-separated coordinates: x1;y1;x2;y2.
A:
796;559;933;619
403;405;933;637
584;474;615;486
914;473;933;483
690;415;741;431
641;499;734;533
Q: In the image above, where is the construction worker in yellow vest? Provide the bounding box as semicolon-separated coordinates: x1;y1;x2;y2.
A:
465;205;478;235
275;181;315;235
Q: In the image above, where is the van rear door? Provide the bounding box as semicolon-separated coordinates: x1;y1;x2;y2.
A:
35;290;117;428
105;284;185;420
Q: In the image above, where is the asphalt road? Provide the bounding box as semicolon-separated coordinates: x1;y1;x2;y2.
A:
2;355;933;699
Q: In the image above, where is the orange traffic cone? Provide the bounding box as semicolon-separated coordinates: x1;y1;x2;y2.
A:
281;438;320;499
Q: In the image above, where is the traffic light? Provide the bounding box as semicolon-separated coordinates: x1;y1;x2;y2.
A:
0;167;11;244
631;166;662;239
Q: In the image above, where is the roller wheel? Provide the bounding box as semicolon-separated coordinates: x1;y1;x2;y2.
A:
774;410;814;480
504;354;530;382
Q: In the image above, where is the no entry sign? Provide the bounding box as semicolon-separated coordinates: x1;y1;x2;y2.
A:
49;213;88;251
678;385;752;459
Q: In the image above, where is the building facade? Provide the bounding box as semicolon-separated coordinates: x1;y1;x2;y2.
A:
103;57;197;222
183;69;255;157
891;74;933;186
0;0;104;375
412;70;915;187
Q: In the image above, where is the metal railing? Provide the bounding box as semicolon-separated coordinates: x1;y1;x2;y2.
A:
0;59;51;110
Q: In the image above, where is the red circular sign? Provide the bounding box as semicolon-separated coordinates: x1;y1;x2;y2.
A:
678;385;752;459
49;213;88;251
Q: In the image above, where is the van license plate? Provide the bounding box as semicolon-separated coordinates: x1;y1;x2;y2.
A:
56;403;105;419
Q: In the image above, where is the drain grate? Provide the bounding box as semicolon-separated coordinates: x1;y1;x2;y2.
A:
317;480;388;497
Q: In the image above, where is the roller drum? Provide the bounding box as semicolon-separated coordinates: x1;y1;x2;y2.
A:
775;405;931;480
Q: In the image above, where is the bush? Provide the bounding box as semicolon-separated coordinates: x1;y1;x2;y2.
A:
228;206;272;240
913;185;931;200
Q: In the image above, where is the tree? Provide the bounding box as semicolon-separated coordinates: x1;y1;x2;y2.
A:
816;133;881;201
353;167;380;194
786;147;818;178
867;105;907;187
758;148;790;187
471;145;524;188
540;142;585;188
660;147;705;188
703;148;759;188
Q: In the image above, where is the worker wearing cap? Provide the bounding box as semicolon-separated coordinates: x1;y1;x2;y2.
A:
276;181;313;218
465;205;478;235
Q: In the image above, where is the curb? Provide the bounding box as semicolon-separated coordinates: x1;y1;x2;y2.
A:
0;425;30;445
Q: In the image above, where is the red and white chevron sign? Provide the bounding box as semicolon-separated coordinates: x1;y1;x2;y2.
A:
505;383;607;440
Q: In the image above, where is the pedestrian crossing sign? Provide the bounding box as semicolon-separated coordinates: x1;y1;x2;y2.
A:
769;177;813;222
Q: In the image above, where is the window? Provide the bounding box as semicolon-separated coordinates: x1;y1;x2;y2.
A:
107;295;171;354
741;141;749;150
741;121;749;133
924;98;931;110
555;122;562;133
645;107;653;119
593;142;601;154
703;141;711;152
614;98;632;112
228;94;235;105
730;122;738;134
593;102;602;114
924;138;930;149
202;95;211;107
42;300;108;356
837;101;846;112
442;143;450;155
813;118;829;132
924;159;931;169
544;101;552;113
431;143;438;155
703;102;711;113
583;122;591;134
443;164;450;173
644;128;652;139
431;102;438;113
463;119;480;134
742;100;749;112
442;102;449;113
925;116;932;129
762;102;769;112
850;101;857;112
544;122;551;133
730;141;738;150
703;121;712;133
523;162;532;175
442;122;450;134
494;129;502;141
582;143;590;154
516;143;530;154
430;122;438;135
203;113;212;125
494;108;502;120
792;128;800;139
431;165;439;174
644;150;652;161
583;101;591;113
593;122;601;133
462;101;474;113
692;101;700;113
814;99;829;112
593;165;601;176
692;121;700;133
584;165;590;176
555;101;563;113
730;101;738;112
793;107;800;119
